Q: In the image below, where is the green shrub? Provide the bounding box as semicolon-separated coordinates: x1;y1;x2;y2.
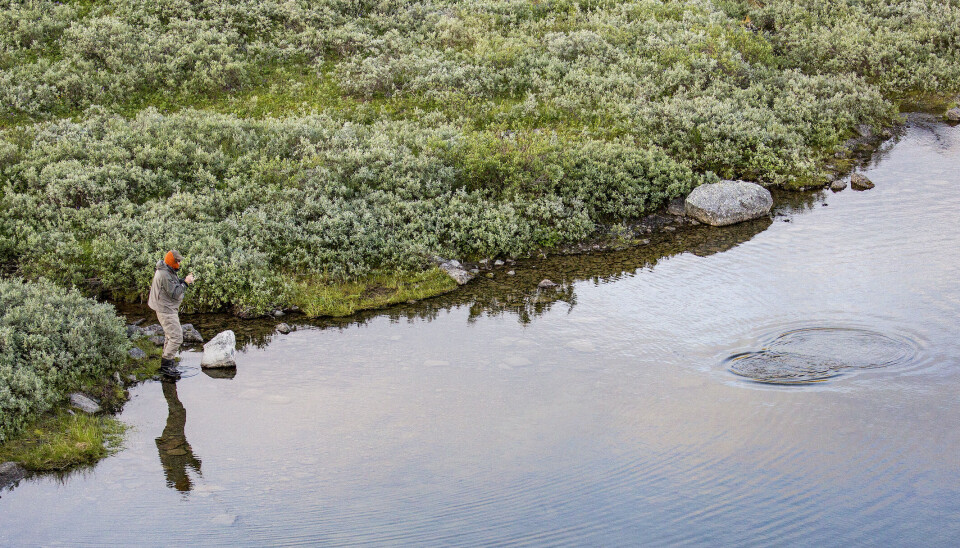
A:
0;0;958;315
0;278;129;442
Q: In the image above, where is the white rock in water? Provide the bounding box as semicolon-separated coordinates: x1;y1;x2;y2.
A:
201;330;236;368
685;180;773;226
69;392;101;414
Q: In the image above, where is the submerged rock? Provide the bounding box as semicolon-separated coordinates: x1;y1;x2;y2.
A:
684;180;773;226
69;392;101;414
946;107;960;122
440;262;474;285
851;172;875;190
181;324;203;343
201;330;236;369
128;347;147;360
0;462;26;489
830;179;847;192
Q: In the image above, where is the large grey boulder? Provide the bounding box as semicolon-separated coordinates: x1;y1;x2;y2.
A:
685;180;773;226
69;393;101;414
0;462;26;489
440;262;474;285
201;330;236;369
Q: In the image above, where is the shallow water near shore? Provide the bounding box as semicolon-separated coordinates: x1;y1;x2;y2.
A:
3;117;960;545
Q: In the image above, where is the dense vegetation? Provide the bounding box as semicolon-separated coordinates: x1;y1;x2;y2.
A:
1;0;958;315
0;278;129;442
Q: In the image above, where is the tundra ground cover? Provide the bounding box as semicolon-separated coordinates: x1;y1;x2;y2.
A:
1;0;958;315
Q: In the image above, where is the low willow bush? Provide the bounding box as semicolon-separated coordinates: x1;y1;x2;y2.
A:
0;278;129;443
0;0;958;315
0;108;707;314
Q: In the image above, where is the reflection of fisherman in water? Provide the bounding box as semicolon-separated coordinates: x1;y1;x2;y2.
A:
155;379;202;492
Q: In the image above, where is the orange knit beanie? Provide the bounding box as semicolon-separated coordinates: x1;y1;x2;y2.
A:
164;250;182;270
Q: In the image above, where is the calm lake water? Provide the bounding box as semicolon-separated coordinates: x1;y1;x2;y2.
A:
3;117;959;546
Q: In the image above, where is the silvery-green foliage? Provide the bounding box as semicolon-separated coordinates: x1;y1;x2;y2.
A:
0;108;702;314
0;278;129;442
744;0;960;95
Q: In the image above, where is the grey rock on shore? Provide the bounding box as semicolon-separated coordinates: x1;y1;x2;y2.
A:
538;279;558;288
0;462;26;489
685;180;773;226
128;347;147;360
830;179;847;192
141;324;163;337
946;107;960;122
850;173;875;190
667;197;686;216
277;323;292;334
69;393;101;414
182;324;204;343
201;330;237;369
440;262;474;285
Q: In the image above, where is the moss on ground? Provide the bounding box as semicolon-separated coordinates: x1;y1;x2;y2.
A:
292;267;458;318
0;411;126;471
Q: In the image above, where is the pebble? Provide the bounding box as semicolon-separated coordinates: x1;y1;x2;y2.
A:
538;279;558;288
276;323;292;334
494;260;504;266
507;270;515;276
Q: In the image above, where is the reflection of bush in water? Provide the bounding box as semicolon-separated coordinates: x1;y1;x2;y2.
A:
121;216;772;337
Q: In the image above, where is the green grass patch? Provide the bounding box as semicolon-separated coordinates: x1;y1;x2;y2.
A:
0;410;126;471
292;267;457;318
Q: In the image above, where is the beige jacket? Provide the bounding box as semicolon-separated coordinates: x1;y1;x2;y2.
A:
148;260;187;314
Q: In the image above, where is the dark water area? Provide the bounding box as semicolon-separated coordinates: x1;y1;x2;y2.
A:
3;117;960;546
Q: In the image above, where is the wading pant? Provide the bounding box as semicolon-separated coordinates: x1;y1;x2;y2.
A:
157;312;183;361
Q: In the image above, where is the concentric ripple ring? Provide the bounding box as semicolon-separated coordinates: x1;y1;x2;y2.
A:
725;327;921;384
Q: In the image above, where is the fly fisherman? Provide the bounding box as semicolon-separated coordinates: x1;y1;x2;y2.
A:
148;250;195;379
